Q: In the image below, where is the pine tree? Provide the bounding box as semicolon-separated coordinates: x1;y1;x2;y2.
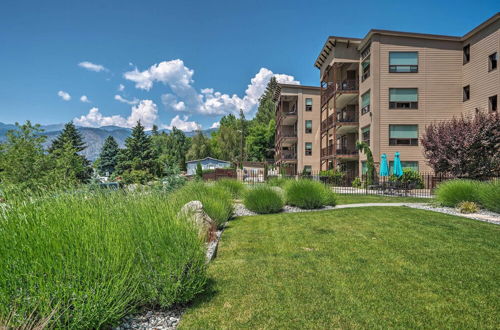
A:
48;121;91;182
254;77;279;124
97;136;119;176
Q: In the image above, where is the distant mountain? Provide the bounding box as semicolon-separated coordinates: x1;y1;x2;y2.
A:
0;122;218;161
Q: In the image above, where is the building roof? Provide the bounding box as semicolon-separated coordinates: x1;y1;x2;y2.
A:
315;12;500;69
273;83;321;101
186;157;231;164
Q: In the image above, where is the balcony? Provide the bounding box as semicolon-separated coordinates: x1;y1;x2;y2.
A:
321;145;334;158
276;149;297;163
276;126;297;146
321;114;335;131
336;148;359;157
321;80;359;107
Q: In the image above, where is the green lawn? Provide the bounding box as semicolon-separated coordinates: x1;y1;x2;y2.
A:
336;194;432;204
180;207;499;329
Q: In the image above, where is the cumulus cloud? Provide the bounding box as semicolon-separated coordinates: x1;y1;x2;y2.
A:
118;84;125;91
80;95;90;103
73;100;158;129
124;60;299;116
78;61;108;72
57;90;71;101
163;115;201;132
114;94;139;105
210;121;220;129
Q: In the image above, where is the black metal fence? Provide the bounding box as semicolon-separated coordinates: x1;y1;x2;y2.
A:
240;170;498;198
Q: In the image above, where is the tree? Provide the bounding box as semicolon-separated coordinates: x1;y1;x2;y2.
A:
195;162;203;179
421;112;500;178
356;141;375;185
115;121;157;181
97;136;119;176
246;119;275;161
0;121;54;190
254;77;279;125
48;121;91;182
50;141;86;185
186;130;211;161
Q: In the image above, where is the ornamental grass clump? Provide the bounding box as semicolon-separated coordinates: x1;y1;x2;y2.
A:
267;176;291;188
0;190;207;329
214;178;245;199
285;179;337;209
457;201;479;214
478;180;500;213
435;179;481;207
243;185;284;214
172;181;233;227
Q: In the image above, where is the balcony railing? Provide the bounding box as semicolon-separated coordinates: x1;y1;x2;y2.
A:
336;148;359;156
337;111;358;123
321;83;335;106
321;114;335;131
280;150;297;160
280;129;297;138
336;79;358;93
321;80;359;106
321;145;334;158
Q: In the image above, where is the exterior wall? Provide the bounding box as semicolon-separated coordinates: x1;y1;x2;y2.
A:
462;20;500;115
186;159;231;175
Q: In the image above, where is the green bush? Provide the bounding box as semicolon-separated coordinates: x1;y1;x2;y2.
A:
435;179;481;207
0;190;207;329
457;201;479;214
267;176;290;188
285;179;337;209
214;179;245;198
172;182;233;227
319;169;345;185
478;180;500;213
352;177;362;188
389;169;424;188
243;185;284;214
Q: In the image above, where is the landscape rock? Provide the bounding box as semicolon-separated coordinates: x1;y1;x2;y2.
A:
179;200;216;241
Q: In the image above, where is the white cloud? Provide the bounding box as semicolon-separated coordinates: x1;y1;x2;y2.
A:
210;121;220;129
118;84;125;91
57;90;71;101
114;94;139;105
124;60;299;116
80;95;90;103
73;100;158;129
163;115;201;132
78;61;108;72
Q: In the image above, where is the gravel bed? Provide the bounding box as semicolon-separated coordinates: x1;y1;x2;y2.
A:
407;204;500;225
234;203;335;217
114;307;184;330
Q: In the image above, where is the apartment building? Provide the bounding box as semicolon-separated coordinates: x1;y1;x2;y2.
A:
274;84;321;174
314;13;499;174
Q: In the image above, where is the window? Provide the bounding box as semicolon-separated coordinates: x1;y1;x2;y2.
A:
305;120;312;133
389;88;418;109
389;52;418;73
489;95;498;112
303;165;312;175
361;43;371;59
305;98;313;111
361;126;370;145
305;142;312;156
463;85;470;102
389;161;419;173
463;44;470;64
361;56;370;81
389;125;418;146
361;90;370;114
489;52;498;71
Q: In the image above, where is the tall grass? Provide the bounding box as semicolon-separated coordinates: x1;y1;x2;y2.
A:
478;180;500;213
267;177;291;188
435;179;481;207
285;179;337;209
171;181;233;227
213;179;245;199
243;185;284;214
0;190;207;329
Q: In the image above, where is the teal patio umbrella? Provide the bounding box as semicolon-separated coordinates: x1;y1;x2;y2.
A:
379;153;389;177
393;152;403;177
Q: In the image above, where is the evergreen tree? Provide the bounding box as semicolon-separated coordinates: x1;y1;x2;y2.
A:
195;162;203;179
151;124;159;136
97;136;119;176
254;77;279;124
48;121;91;182
186;130;211;161
115;121;157;178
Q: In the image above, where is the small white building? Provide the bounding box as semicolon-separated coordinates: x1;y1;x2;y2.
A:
186;157;232;176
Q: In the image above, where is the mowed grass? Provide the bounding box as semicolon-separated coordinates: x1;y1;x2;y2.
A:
180;207;500;329
336;194;432;204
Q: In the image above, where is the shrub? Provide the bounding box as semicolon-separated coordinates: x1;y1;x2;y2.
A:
319;169;345;185
435;179;481;207
0;190;207;329
243;185;284;214
352;177;362;188
389;169;424;188
172;182;233;227
457;201;479;214
214;179;245;198
285;179;337;209
267;176;290;188
478;180;500;213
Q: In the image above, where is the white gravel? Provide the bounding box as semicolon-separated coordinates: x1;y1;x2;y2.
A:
114;307;184;330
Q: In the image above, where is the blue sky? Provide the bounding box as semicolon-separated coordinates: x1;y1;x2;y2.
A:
0;0;497;131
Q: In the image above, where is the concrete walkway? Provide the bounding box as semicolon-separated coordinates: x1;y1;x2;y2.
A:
333;203;500;225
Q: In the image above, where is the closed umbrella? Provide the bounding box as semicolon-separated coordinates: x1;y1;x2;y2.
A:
379;153;389;177
393;152;403;177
